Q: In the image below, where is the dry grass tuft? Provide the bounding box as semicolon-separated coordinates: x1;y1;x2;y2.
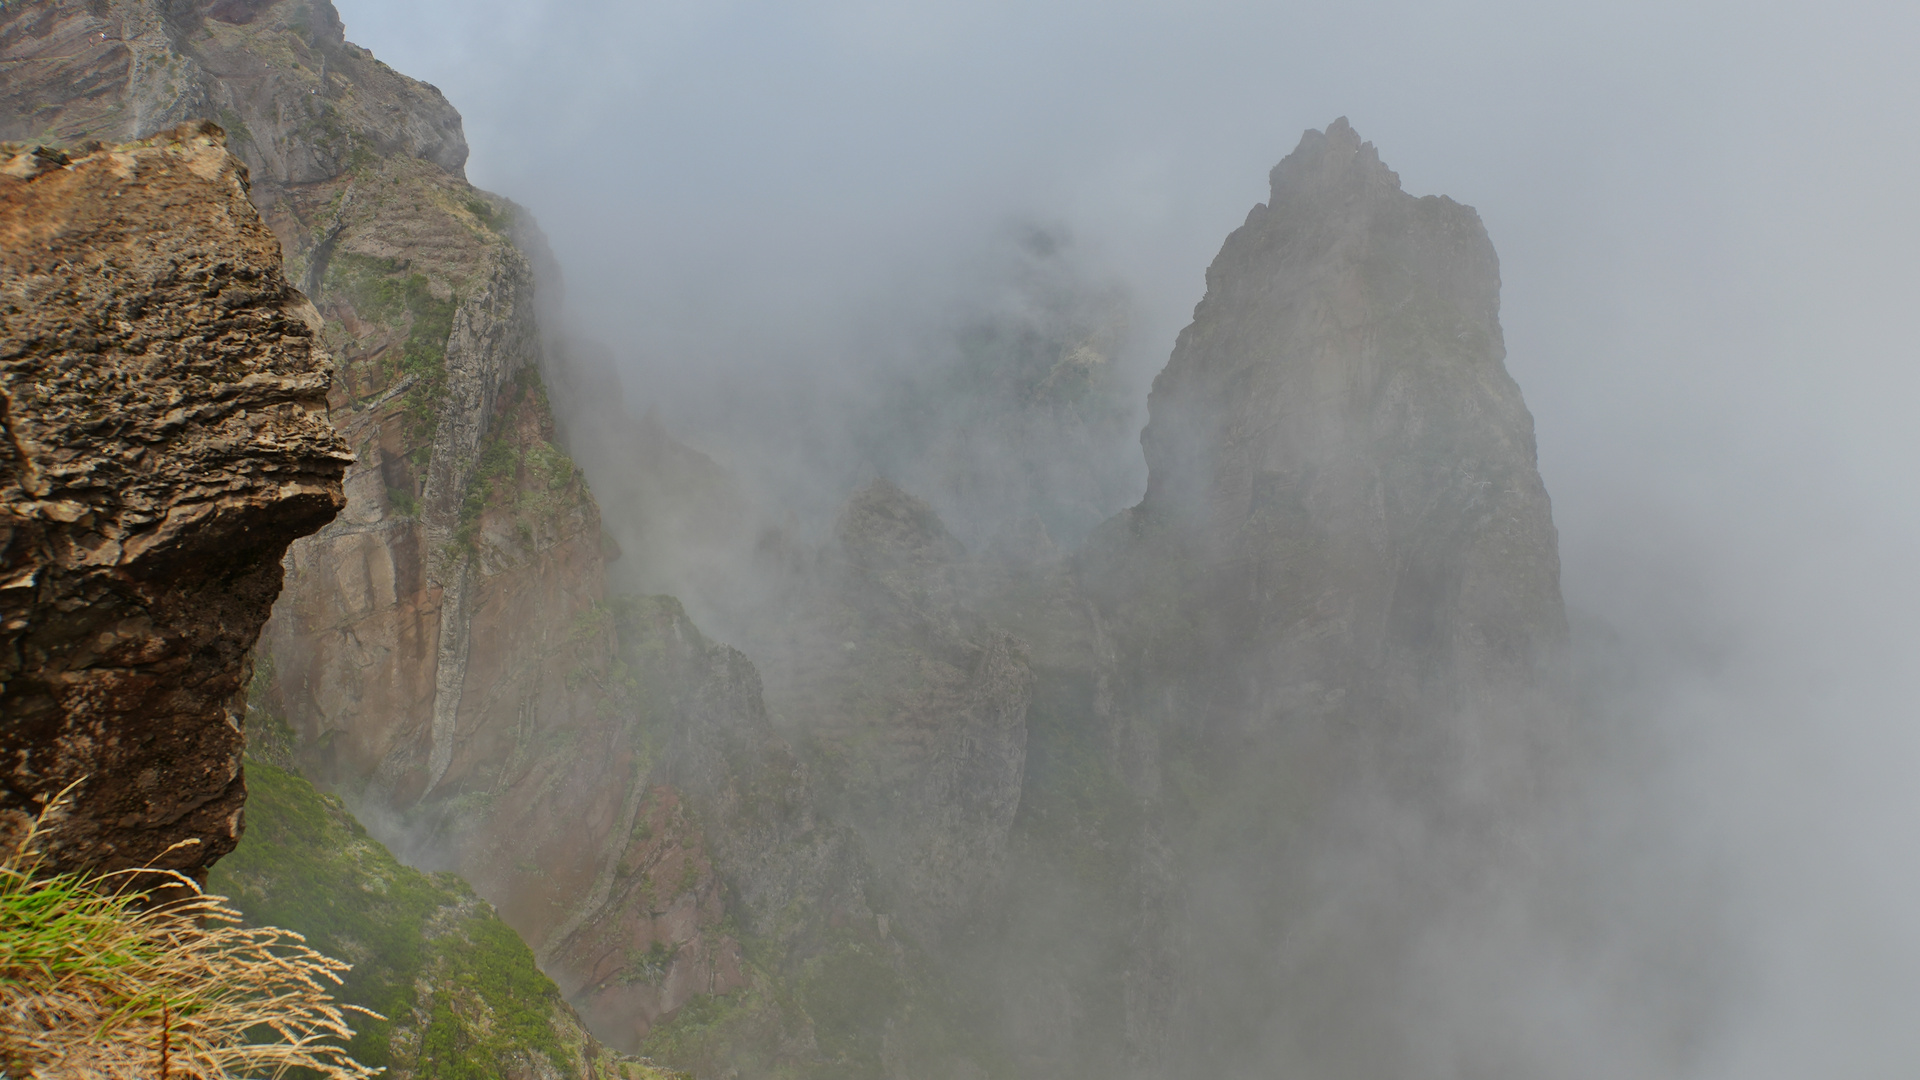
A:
0;789;383;1078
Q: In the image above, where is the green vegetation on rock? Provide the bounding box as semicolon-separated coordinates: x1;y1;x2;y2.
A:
453;366;586;554
321;251;457;446
210;764;669;1079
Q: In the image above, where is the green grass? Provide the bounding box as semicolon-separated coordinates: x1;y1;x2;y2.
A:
464;198;515;233
210;764;574;1076
2;798;377;1078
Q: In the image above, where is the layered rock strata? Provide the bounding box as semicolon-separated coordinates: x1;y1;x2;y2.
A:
0;123;350;879
1;0;641;1005
3;11;1580;1076
0;0;466;194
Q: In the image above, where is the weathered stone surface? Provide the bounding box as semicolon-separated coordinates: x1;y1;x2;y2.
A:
510;594;881;1058
1;4;913;1072
6;11;1581;1077
1;4;764;1059
0;0;631;945
0;123;350;879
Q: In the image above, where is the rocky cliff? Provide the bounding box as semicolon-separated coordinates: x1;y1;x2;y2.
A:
1113;117;1566;786
0;0;596;810
1;5;947;1073
530;118;1573;1078
3;0;634;1023
1073;117;1572;1077
0;0;466;192
0;123;350;881
752;479;1035;948
2;11;1578;1075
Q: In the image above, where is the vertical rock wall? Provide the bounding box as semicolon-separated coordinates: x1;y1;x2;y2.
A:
0;0;642;1000
0;14;1584;1075
0;5;820;1063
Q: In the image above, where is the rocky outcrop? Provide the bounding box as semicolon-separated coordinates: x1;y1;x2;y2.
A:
0;123;350;879
2;0;644;1034
4;11;1580;1076
1;0;634;923
0;4;604;818
0;4;957;1075
1098;115;1568;808
1076;118;1572;1077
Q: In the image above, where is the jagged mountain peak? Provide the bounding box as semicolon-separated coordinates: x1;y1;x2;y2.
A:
1085;117;1570;1078
1268;115;1405;203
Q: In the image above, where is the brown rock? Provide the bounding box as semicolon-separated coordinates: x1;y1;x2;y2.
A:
0;122;350;880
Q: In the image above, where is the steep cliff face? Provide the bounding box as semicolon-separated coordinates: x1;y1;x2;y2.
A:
0;1;602;812
1112;117;1566;791
4;10;945;1073
0;123;350;880
3;12;1579;1075
1073;118;1572;1078
1;7;910;1073
1;0;676;1045
527;596;878;1062
0;0;466;192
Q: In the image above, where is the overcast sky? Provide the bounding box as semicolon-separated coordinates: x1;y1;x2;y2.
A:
333;2;1920;1073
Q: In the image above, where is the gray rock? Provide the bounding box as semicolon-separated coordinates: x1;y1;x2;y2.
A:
1081;117;1573;1077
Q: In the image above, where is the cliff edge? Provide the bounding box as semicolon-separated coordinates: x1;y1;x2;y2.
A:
0;122;351;880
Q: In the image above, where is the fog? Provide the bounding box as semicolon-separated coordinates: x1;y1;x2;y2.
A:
333;0;1920;1073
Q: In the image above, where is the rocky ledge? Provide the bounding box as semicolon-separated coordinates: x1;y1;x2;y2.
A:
0;121;351;880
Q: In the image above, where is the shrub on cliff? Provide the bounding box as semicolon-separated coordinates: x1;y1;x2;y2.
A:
0;797;378;1079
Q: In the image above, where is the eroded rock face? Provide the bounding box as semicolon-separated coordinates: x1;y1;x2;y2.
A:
0;123;350;879
518;595;883;1058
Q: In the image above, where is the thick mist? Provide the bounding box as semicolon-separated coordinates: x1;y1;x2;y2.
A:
335;0;1920;1074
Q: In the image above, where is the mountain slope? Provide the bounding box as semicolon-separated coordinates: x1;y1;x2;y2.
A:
210;761;683;1080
